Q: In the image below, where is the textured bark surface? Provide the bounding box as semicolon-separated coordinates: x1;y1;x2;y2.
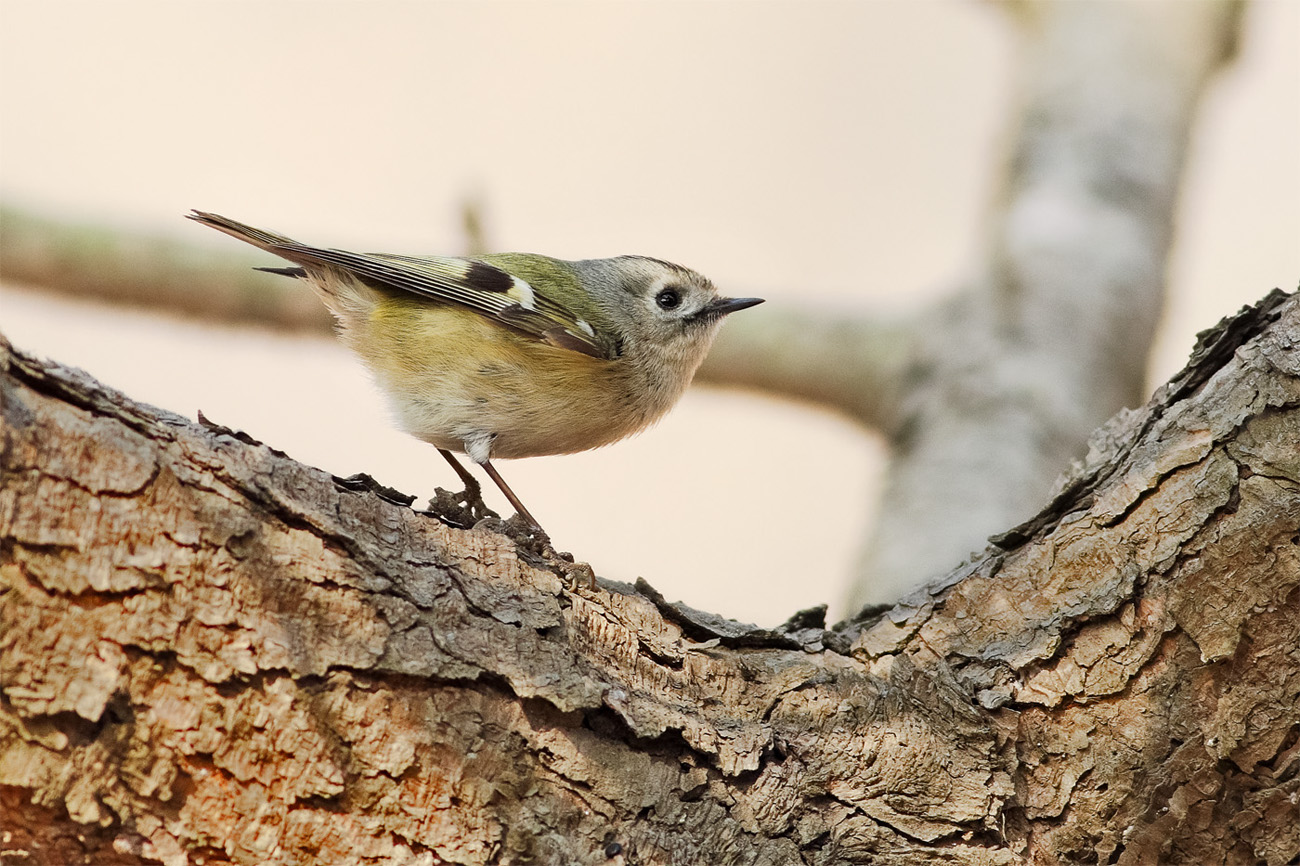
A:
2;290;1298;865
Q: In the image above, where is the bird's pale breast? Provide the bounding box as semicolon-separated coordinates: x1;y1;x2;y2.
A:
352;298;674;459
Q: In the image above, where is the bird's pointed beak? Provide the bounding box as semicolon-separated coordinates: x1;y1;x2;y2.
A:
707;296;765;316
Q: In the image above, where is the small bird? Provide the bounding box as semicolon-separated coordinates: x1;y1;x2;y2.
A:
188;211;762;532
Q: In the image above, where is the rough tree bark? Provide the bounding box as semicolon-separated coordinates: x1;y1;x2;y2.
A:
2;287;1298;865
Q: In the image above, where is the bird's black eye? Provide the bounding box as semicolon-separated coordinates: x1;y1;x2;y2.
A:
656;287;682;310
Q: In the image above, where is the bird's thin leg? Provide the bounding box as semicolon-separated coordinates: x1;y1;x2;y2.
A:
438;448;482;496
436;448;497;522
480;460;545;533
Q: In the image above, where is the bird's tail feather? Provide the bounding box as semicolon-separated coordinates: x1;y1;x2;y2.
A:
188;210;383;324
254;266;308;278
186;210;299;255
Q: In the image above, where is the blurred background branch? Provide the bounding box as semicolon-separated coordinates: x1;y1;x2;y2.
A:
845;0;1245;605
0;205;330;333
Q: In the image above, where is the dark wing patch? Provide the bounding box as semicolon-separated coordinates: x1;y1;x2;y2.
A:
463;261;516;293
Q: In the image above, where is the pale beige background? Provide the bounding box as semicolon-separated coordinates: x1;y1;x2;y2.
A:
1;1;1296;624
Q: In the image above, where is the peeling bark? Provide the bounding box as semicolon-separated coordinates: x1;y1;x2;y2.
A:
2;289;1299;865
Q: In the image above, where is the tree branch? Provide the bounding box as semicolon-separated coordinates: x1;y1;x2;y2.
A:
844;0;1244;606
0;205;332;333
695;305;914;431
3;287;1297;864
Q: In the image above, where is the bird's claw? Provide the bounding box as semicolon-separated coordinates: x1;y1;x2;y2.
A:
428;481;501;528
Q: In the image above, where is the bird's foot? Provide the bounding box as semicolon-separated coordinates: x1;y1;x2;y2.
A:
427;481;501;529
499;512;554;550
556;558;598;590
522;542;597;589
